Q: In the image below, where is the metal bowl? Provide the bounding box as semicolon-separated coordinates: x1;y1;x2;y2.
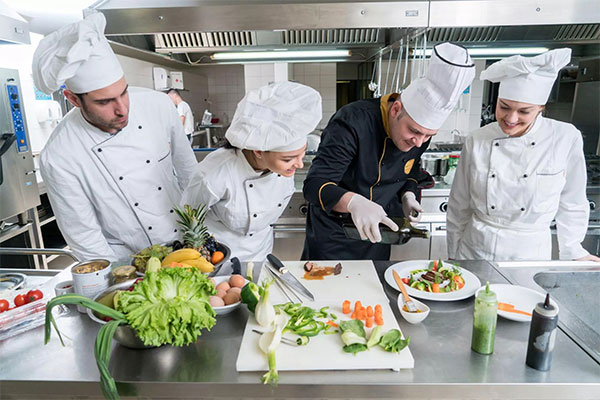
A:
87;279;157;349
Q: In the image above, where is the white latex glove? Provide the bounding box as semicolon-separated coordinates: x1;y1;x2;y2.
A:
347;194;398;243
402;192;424;223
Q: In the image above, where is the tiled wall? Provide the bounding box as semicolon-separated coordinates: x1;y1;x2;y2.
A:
291;63;337;130
204;65;245;126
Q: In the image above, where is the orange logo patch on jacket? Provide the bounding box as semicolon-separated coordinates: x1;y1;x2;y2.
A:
404;159;415;174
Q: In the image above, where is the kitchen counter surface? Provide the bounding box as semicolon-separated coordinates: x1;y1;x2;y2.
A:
1;261;598;399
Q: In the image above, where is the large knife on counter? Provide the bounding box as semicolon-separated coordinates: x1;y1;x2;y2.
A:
266;253;314;301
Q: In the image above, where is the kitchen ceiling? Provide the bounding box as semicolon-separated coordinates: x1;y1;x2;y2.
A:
91;0;600;65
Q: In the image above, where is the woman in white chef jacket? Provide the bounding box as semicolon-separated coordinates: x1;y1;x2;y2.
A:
447;48;599;261
182;82;322;262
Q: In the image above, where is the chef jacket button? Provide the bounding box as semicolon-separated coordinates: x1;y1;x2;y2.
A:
146;160;150;164
148;226;152;230
523;174;528;178
277;174;281;177
174;229;178;232
119;176;123;180
491;205;496;210
521;207;525;211
249;184;253;188
253;214;258;218
494;143;499;147
158;186;162;191
531;142;536;146
278;203;282;207
134;202;139;206
491;174;496;178
170;209;174;213
97;148;102;152
249;233;253;237
138;125;142;129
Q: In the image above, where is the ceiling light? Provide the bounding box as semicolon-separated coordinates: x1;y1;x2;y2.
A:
413;47;549;57
211;50;351;61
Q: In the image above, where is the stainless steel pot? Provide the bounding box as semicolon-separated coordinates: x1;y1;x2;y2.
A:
421;155;439;176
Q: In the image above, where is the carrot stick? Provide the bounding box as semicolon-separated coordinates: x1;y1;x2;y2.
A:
374;316;384;326
326;320;339;328
366;306;374;318
366;317;373;328
374;304;382;314
342;300;351;314
351;311;357;319
354;301;362;313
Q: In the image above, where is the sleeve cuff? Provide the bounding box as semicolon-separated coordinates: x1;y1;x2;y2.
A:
318;182;349;215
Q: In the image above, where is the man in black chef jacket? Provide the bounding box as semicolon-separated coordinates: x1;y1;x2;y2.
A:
302;42;475;260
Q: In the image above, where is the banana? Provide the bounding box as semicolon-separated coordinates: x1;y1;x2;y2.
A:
161;248;202;266
181;257;214;273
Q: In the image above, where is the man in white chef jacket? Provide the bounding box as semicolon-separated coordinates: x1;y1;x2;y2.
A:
167;89;195;141
32;13;198;262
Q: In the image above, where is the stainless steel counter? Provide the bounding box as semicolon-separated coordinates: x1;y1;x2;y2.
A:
1;261;598;399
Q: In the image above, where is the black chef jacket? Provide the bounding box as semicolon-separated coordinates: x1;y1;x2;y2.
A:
302;94;430;260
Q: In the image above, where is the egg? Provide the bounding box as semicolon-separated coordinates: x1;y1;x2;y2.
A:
209;296;225;307
216;289;227;298
223;290;241;305
229;274;246;288
228;287;242;296
216;281;231;292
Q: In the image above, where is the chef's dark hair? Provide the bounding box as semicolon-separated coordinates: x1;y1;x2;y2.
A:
166;88;181;96
222;139;238;150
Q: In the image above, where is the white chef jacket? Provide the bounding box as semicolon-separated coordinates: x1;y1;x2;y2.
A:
181;148;294;262
446;115;590;261
40;87;198;262
176;100;194;136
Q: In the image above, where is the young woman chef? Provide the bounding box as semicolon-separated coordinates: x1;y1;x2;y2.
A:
181;81;322;262
447;48;599;261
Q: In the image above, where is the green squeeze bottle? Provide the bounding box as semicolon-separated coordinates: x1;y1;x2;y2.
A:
471;282;498;354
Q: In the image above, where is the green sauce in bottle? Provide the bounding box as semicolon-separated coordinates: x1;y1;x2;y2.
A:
471;281;498;354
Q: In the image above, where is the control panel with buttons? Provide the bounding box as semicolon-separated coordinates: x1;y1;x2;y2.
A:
7;84;28;152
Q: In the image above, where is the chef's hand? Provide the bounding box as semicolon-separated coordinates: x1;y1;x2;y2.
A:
347;194;398;243
402;192;424;222
576;254;600;262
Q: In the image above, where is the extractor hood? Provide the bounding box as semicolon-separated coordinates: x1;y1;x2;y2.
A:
0;0;30;45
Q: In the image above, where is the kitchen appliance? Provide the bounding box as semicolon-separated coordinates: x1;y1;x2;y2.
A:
0;68;40;222
0;1;30;45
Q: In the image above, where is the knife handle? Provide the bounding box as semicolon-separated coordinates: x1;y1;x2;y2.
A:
230;257;241;275
267;254;287;273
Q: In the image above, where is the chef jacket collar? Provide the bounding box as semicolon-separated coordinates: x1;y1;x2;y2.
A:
379;93;400;138
236;149;272;178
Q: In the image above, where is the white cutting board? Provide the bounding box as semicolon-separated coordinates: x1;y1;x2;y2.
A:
236;260;414;372
236;300;414;372
259;260;388;304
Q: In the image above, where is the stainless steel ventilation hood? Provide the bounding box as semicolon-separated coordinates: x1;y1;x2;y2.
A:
0;0;30;45
90;0;600;65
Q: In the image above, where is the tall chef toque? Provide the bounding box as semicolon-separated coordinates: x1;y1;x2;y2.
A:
401;42;475;130
32;12;123;95
480;48;571;105
226;81;322;152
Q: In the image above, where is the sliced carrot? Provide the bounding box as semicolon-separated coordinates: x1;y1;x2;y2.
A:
359;309;367;321
366;317;374;328
432;283;440;293
374;316;384;326
351;311;357;319
366;305;374;318
354;301;362;313
374;304;382;314
342;300;351;314
326;320;339;328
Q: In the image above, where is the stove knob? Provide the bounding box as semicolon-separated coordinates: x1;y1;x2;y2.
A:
439;201;448;213
299;204;309;216
590;200;596;211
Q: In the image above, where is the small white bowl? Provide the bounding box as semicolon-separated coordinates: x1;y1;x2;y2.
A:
397;295;430;324
211;275;248;315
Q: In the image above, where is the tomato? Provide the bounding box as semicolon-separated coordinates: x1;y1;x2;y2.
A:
26;289;43;303
14;294;26;307
401;278;409;285
0;299;9;313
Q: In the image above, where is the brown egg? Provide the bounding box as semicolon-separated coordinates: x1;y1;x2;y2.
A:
223;290;241;305
228;287;242;296
216;281;231;292
209;296;225;307
216;289;227;298
229;274;246;288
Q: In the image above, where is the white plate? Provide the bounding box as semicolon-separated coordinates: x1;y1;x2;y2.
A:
475;284;559;322
0;273;26;291
211;275;248;315
385;260;481;301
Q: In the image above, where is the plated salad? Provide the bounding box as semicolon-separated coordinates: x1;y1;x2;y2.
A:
401;259;466;293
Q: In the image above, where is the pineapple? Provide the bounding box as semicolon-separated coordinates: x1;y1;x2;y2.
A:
174;204;211;259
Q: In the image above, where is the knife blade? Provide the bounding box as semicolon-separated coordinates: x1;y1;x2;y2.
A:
266;254;314;301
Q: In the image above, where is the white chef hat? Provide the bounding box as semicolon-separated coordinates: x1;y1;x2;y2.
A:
226;81;322;152
480;48;571;105
32;12;123;95
401;42;476;130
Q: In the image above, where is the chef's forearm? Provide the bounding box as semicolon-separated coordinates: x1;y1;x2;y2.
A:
332;191;355;213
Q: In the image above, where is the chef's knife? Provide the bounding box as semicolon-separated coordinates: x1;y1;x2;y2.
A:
266;254;314;301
